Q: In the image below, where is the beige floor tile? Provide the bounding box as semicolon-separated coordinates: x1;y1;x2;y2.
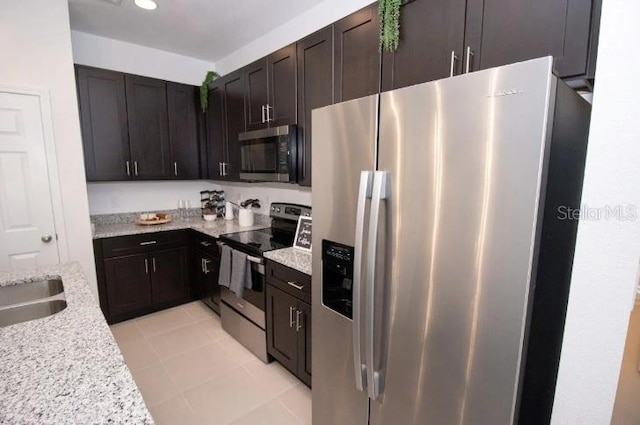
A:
278;385;312;425
136;307;196;338
229;399;304;425
110;320;146;346
217;334;260;365
148;322;212;360
118;338;160;370
183;301;218;322
243;358;300;396
149;394;202;425
197;314;228;341
131;363;179;407
184;367;273;425
163;342;242;391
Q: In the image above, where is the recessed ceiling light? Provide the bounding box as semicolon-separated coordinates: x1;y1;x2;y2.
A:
134;0;157;10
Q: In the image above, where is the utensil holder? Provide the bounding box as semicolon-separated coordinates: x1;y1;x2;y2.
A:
238;209;254;227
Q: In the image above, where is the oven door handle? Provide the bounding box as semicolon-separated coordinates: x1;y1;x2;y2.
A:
217;241;265;266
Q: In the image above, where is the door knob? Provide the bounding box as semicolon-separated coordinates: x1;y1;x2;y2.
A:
41;235;53;243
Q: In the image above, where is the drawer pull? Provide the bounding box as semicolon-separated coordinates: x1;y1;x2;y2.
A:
139;241;157;246
200;241;213;247
236;303;245;309
287;281;305;291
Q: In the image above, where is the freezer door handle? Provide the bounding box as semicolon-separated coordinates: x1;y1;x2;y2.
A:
353;170;374;392
365;171;389;400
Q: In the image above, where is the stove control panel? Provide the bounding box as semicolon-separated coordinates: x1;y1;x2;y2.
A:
270;203;311;221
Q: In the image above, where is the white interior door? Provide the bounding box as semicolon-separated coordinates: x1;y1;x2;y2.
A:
0;91;60;270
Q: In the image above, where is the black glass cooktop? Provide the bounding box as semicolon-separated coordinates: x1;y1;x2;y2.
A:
219;227;294;257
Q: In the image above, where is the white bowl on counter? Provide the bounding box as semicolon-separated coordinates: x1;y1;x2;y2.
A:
203;214;217;222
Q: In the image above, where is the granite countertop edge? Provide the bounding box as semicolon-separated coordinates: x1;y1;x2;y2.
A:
0;262;154;424
264;247;312;276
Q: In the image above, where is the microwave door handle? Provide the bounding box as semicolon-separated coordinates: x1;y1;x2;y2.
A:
287;128;296;182
353;171;373;392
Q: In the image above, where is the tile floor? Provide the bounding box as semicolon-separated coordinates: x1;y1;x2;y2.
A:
110;301;312;425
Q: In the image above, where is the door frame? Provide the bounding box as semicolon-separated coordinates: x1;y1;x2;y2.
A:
0;85;68;263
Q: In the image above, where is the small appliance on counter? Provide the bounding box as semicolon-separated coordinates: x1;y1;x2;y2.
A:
215;203;311;363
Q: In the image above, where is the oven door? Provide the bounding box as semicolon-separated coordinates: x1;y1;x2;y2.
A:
238;125;296;182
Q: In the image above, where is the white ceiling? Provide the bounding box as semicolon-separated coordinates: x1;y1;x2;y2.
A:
68;0;324;62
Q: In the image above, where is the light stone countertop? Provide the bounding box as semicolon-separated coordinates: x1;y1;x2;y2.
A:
264;247;312;276
0;262;154;424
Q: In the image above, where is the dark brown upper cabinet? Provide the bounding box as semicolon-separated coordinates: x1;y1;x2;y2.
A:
205;70;246;181
167;82;200;179
296;26;334;187
381;0;467;91
334;4;381;102
464;0;599;79
125;75;172;180
245;44;298;131
76;66;131;181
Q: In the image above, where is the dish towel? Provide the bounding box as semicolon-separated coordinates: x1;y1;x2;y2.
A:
218;245;232;288
230;249;248;297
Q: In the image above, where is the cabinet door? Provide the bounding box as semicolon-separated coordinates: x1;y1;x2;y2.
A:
76;66;131;181
167;82;200;179
200;250;221;313
334;4;381;102
464;0;594;78
206;83;226;179
104;253;152;319
245;58;269;131
125;75;172;179
381;0;467;91
222;70;246;180
266;285;299;374
268;44;297;127
297;26;334;187
297;301;312;387
151;247;190;307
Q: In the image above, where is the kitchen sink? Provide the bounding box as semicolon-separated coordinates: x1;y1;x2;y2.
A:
0;279;64;308
0;299;67;328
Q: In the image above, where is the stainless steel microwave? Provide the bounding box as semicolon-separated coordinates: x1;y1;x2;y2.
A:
238;125;297;183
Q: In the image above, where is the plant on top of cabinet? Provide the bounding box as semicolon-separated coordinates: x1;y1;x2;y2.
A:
379;0;402;52
200;70;220;112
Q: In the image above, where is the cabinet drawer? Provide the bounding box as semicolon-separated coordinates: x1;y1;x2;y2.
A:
192;232;220;257
266;260;311;303
101;230;188;258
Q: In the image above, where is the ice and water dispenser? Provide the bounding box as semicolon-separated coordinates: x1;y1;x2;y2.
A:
321;240;354;319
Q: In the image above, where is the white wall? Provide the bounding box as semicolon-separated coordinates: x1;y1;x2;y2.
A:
88;181;311;217
0;0;97;295
551;1;640;423
215;0;376;74
71;30;216;85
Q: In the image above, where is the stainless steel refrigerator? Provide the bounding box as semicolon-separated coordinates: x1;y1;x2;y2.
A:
311;57;591;425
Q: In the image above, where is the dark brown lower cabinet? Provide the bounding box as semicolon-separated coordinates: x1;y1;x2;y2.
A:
104;253;152;319
266;278;312;387
151;247;190;307
95;231;192;323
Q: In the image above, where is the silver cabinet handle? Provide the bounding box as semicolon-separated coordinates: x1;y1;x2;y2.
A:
174;162;178;177
353;171;373;392
266;104;273;122
287;281;304;291
203;258;211;274
218;162;222;176
144;258;149;274
365;171;389;401
223;162;228;176
201;258;205;273
236;302;244;309
200;241;213;247
134;161;139;176
41;234;53;243
126;161;131;176
295;309;302;332
152;257;156;273
465;46;474;74
261;105;266;123
289;306;296;328
449;50;458;77
139;241;157;246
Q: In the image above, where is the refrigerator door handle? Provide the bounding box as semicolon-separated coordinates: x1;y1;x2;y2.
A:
353;170;374;392
365;170;389;401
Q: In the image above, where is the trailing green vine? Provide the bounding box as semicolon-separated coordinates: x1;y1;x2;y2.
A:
200;71;221;113
379;0;402;52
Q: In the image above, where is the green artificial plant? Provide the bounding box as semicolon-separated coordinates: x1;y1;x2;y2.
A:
379;0;402;52
200;71;221;112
